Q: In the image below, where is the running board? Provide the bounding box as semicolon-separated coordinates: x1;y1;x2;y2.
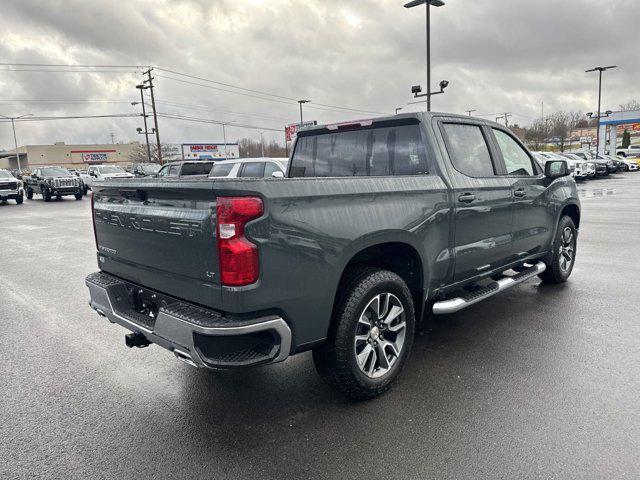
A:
432;261;546;315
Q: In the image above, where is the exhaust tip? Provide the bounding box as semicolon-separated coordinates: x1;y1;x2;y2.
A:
125;332;151;348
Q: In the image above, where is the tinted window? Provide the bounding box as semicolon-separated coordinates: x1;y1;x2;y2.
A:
41;168;71;176
289;124;428;177
442;124;495;177
240;162;265;177
493;129;534;176
209;163;234;177
181;162;214;175
264;162;282;177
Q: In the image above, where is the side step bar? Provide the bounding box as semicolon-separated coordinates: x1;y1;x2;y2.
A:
432;261;546;315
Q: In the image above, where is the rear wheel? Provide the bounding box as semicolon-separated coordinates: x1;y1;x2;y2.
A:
15;194;23;204
539;215;577;284
313;268;415;400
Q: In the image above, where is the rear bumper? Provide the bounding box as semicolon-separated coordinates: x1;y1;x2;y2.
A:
85;271;292;369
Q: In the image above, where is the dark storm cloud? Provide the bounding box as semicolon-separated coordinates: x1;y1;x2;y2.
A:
0;0;637;147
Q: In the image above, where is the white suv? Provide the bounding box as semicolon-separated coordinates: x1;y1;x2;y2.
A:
209;158;288;178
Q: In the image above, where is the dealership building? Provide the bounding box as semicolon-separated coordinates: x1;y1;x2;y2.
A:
0;142;144;171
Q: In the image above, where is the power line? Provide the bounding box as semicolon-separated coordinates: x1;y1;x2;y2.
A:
0;113;141;122
0;62;147;68
157;112;283;132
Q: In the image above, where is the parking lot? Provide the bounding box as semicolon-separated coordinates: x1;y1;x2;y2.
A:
1;173;639;479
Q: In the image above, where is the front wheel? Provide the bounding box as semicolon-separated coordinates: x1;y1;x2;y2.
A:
16;194;24;204
42;187;51;202
74;191;83;200
313;268;415;400
539;215;577;284
26;188;33;200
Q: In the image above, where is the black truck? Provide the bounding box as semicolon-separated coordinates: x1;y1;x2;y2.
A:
24;166;84;201
85;113;580;399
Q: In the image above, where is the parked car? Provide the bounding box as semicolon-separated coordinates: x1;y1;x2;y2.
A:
616;145;640;157
533;151;586;179
129;163;162;177
570;151;609;176
614;155;639;172
24;166;84;201
157;160;215;178
80;165;134;192
209;158;288;178
0;169;25;204
86;112;580;400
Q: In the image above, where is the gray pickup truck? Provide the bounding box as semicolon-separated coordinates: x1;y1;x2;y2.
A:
86;112;580;399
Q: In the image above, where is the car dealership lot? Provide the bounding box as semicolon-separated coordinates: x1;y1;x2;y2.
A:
1;175;639;479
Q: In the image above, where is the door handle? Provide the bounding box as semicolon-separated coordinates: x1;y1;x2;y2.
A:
514;188;527;198
458;193;476;203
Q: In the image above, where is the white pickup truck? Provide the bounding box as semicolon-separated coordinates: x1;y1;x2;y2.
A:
616;145;640;157
80;164;134;192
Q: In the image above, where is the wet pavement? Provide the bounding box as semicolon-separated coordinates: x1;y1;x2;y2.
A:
1;173;639;479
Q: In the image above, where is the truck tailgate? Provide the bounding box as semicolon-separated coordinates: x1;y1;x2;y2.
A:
92;181;222;309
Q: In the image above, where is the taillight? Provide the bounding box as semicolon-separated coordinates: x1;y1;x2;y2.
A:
90;193;98;250
216;196;263;286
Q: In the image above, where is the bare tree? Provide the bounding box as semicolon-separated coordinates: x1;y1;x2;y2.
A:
127;144;177;164
549;110;583;152
619;99;640;111
238;138;286;158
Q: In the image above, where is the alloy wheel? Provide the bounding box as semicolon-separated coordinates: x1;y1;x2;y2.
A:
558;226;575;272
354;293;407;379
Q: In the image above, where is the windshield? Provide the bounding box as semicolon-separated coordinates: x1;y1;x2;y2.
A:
99;166;125;174
41;168;71;176
0;170;14;179
141;164;161;174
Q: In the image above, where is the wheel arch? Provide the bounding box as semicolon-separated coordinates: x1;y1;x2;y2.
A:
333;239;426;327
560;202;580;230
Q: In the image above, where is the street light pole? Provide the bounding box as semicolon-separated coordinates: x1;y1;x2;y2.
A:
404;0;445;111
298;100;310;124
586;65;617;154
1;113;32;172
259;132;265;157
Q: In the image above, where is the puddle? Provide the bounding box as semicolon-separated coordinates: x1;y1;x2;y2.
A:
577;188;617;198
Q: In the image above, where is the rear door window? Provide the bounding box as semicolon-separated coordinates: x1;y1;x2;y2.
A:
168;165;180;176
240;162;266;177
442;123;495;177
209;163;234;177
289;123;428;177
492;129;535;176
263;162;282;177
181;162;214;175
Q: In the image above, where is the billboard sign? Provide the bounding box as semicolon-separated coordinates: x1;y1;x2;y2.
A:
181;143;239;160
285;121;317;142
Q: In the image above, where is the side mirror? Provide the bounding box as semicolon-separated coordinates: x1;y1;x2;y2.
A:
545;160;570;179
90;172;97;177
271;171;285;178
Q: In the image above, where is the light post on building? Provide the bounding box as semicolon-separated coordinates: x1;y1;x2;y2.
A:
0;113;32;172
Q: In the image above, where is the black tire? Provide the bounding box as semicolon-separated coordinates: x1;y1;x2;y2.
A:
539;215;577;284
74;191;83;200
312;268;415;400
42;187;51;202
83;186;88;195
26;188;33;200
16;194;23;205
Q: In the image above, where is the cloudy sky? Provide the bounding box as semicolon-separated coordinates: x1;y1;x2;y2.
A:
0;0;637;148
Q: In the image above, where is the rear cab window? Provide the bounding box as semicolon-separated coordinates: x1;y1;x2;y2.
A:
289;120;428;177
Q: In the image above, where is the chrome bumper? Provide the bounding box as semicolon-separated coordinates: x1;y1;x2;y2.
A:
85;271;292;369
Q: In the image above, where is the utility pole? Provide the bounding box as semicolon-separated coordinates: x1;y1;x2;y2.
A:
110;132;115;144
143;67;162;164
0;113;32;172
222;123;228;158
497;113;512;127
134;84;152;162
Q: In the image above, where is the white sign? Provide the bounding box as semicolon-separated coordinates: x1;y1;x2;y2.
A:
182;143;239;160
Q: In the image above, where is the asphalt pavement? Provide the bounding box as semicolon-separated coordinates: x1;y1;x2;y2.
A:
1;173;639;479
